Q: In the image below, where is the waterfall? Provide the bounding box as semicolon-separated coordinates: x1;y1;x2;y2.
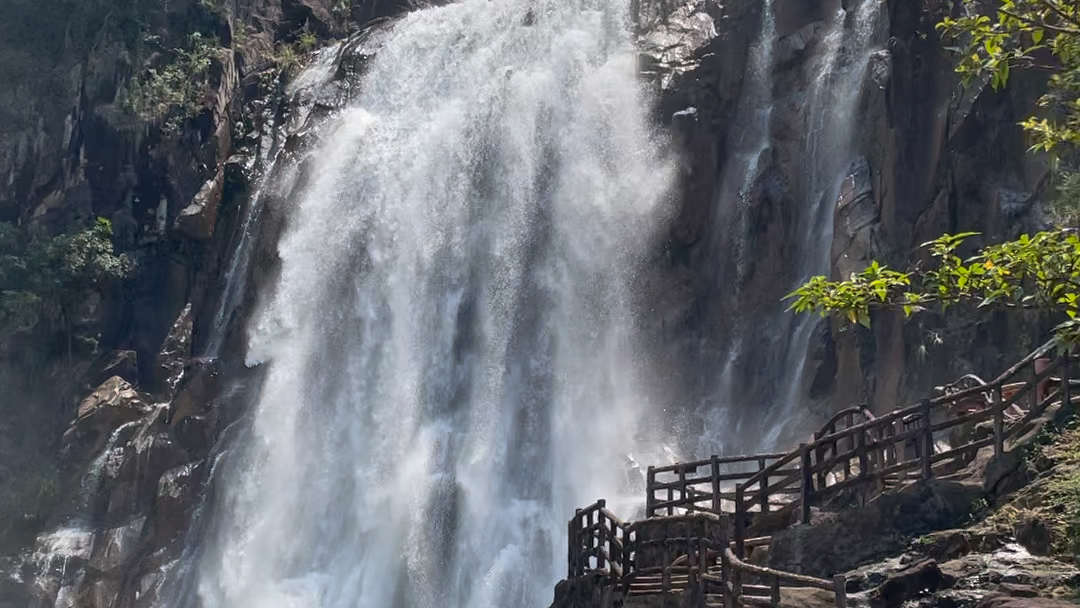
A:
699;0;887;455
185;1;674;607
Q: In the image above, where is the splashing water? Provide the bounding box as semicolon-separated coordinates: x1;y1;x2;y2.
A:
188;1;674;607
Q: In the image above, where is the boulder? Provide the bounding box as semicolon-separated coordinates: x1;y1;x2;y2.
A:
153;462;206;545
1014;519;1053;557
767;479;984;578
63;377;153;458
983;452;1036;500
869;559;947;608
156;303;194;398
175;169;224;241
90;518;146;574
995;583;1039;598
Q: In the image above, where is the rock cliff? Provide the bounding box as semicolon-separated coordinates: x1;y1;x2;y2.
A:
0;0;1059;606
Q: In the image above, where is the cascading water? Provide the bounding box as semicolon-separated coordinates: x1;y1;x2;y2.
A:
184;1;674;607
698;0;887;455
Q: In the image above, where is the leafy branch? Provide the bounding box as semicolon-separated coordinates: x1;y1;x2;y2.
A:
786;231;1080;343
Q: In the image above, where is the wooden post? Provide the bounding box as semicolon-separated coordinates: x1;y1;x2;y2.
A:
568;514;576;578
770;577;781;607
677;465;686;513
800;443;813;524
721;545;734;608
734;485;746;559
646;466;656;517
759;456;770;513
661;523;671;606
833;575;848;608
814;431;826;490
920;400;934;479
993;386;1005;458
586;508;595;569
597;500;608;572
712;455;722;513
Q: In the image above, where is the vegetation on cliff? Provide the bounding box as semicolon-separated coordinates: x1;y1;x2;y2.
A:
0;218;131;353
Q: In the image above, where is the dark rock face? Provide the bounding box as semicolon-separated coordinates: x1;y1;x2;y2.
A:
638;0;1055;450
0;3;412;607
767;479;984;578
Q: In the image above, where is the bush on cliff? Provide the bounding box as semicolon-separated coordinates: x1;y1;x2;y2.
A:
0;218;131;353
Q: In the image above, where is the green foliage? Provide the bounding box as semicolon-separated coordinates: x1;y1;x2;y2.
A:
298;32;319;53
274;33;319;74
938;0;1080;153
0;218;131;344
787;230;1080;343
120;33;222;132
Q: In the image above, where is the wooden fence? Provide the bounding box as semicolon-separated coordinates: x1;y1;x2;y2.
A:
567;341;1077;607
568;504;846;607
646;453;791;517
733;343;1077;556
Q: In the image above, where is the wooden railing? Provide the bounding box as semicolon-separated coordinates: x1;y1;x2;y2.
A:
568;499;627;579
709;545;847;608
733;342;1077;556
566;341;1077;608
646;453;791;517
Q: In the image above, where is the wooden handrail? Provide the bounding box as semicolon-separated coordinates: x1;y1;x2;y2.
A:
715;548;835;590
649;453;789;474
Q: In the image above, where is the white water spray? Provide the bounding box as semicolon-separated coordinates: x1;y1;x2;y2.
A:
189;1;674;607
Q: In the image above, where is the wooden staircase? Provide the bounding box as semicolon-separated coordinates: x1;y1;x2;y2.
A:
566;341;1078;608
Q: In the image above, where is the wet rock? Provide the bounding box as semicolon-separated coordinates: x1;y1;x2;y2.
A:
107;432;188;520
869;49;891;90
29;527;94;606
1014;519;1053;557
168;357;222;426
175;169;225;241
74;579;120;608
154;462;206;545
637;0;717;89
63;377;152;457
767;479;983;578
90;518;145;574
776;22;825;67
995;583;1039;598
869;559;947;608
911;530;1005;563
832;157;883;280
939;544;1080;592
156;303;194;398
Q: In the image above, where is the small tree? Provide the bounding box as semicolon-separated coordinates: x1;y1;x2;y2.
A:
0;218;132;350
